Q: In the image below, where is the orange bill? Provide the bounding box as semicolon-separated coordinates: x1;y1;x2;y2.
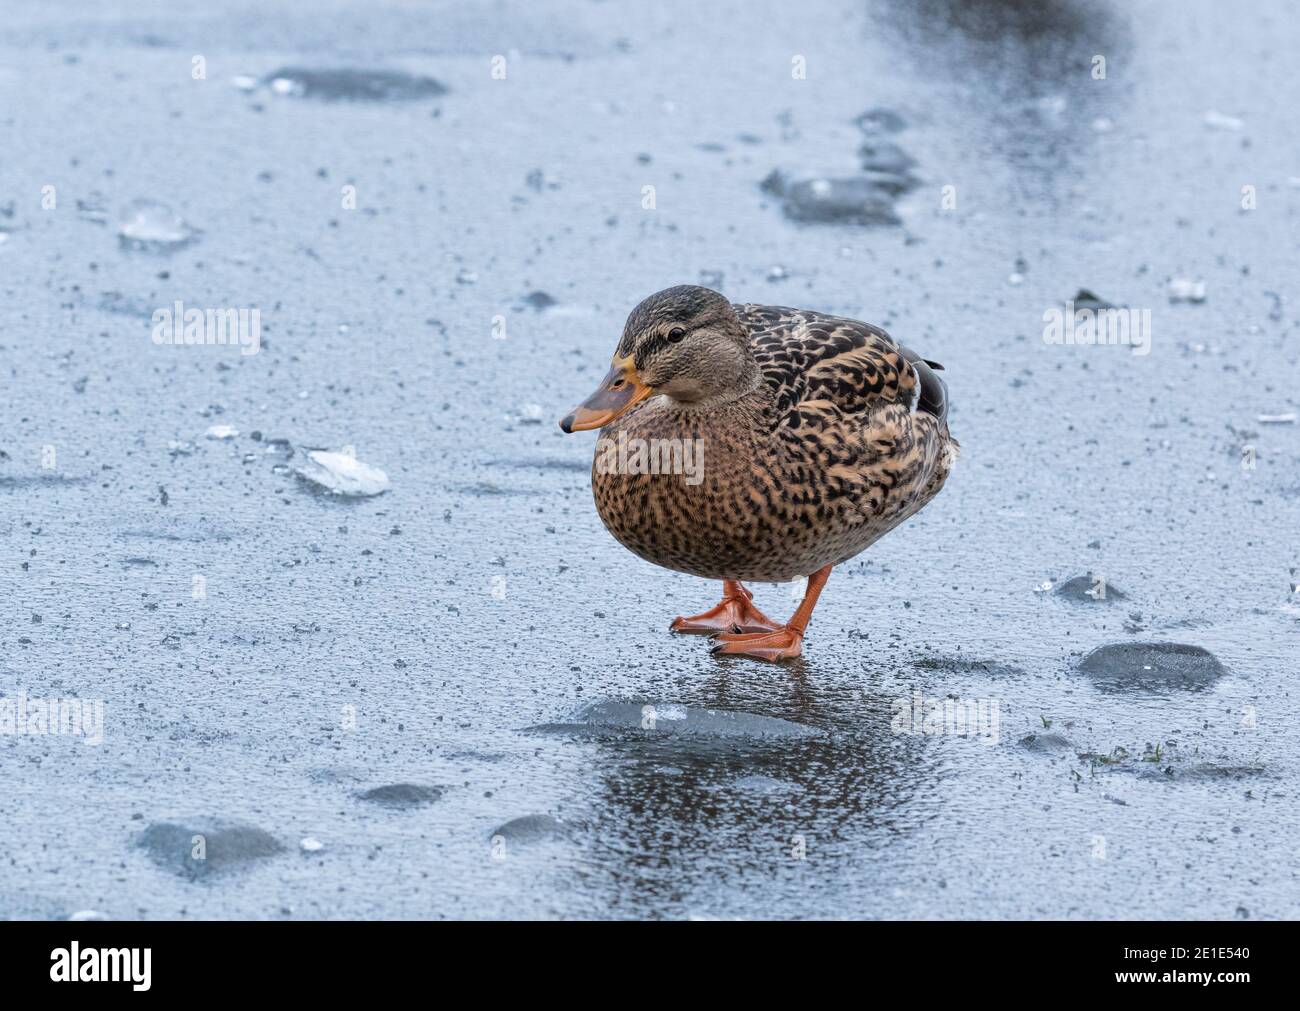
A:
559;355;654;432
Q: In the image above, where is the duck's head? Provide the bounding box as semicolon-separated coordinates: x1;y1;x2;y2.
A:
559;285;756;432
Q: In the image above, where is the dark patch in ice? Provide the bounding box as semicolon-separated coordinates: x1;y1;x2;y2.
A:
487;456;590;473
857;169;920;197
122;556;160;568
137;818;283;880
521;291;557;311
262;67;447;102
451;481;542;497
121;527;235;543
526;700;821;741
446;750;506;762
761;171;903;226
96;292;157;318
1078;749;1268;783
1077;642;1226;693
1054;574;1127;603
357;783;444;809
912;655;1026;678
1019;732;1074;753
76;192;110;224
1158;763;1270;782
491;813;567;844
1072;289;1119;311
858;139;919;176
308;767;365;785
762;107;919;226
0;475;93;491
855;107;907;134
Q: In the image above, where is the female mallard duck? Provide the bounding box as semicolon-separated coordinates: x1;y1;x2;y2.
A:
559;285;956;662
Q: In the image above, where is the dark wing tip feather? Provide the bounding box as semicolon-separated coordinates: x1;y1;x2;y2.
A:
901;347;949;423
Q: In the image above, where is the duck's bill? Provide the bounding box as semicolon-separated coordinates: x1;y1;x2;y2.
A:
559;357;653;432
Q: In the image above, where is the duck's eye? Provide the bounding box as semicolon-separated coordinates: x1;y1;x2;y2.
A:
667;327;686;343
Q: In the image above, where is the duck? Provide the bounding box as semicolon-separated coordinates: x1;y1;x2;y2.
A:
559;285;957;662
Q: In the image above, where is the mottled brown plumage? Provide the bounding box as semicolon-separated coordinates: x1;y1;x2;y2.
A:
561;285;958;661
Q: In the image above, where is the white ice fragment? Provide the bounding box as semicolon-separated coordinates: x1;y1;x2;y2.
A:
68;910;109;921
1256;412;1297;424
1204;110;1244;131
655;705;689;721
1168;278;1207;303
300;837;325;853
270;77;300;97
205;424;239;440
231;75;258;92
1034;580;1053;593
295;450;390;497
117;199;199;250
1091;116;1114;133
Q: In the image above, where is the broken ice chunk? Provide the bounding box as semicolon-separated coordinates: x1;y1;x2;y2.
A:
295;450;390;497
1204;110;1244;131
1256;412;1296;424
1168;278;1207;303
204;424;239;440
118;199;200;252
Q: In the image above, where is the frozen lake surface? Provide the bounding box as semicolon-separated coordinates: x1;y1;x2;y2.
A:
1;0;1298;919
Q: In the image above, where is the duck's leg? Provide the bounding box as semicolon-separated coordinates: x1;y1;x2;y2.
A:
670;580;781;635
710;565;832;662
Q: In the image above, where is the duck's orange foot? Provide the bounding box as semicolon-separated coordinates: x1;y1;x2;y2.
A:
670;582;780;636
709;627;804;662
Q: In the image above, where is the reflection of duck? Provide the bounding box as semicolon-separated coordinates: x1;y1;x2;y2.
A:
560;285;958;662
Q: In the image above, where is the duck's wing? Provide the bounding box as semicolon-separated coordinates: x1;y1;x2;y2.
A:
734;303;955;522
734;303;948;426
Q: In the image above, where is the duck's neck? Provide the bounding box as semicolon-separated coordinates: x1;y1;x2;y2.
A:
662;362;762;411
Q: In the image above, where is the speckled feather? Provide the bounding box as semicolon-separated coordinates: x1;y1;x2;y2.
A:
592;302;957;583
